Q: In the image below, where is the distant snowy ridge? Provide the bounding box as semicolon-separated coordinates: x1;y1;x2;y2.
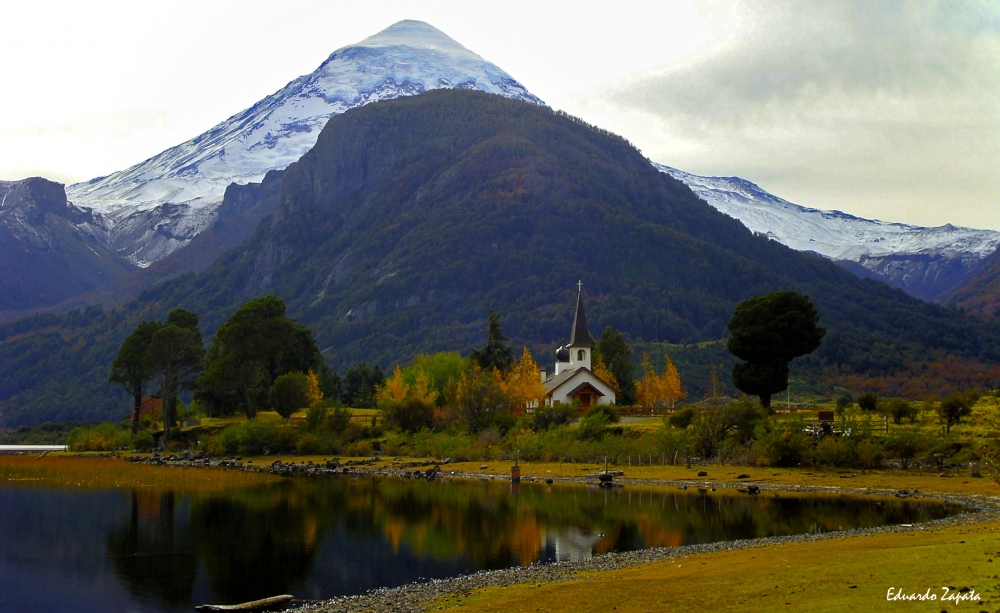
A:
657;163;1000;300
67;20;543;266
657;163;1000;262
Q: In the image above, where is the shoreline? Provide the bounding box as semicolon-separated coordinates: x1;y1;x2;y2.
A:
9;453;996;612
282;485;998;613
128;456;990;613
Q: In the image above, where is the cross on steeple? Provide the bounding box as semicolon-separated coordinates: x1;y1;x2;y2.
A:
577;280;583;293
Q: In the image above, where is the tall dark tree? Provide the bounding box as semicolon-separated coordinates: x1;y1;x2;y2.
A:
341;361;385;408
196;295;325;419
593;326;637;405
727;291;825;409
145;310;204;444
109;320;161;433
469;310;514;374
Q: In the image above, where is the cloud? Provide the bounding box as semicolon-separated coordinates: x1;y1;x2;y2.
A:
0;166;82;185
586;0;1000;228
3;108;171;141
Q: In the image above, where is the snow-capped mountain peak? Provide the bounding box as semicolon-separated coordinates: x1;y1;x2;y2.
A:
67;20;542;267
357;19;471;52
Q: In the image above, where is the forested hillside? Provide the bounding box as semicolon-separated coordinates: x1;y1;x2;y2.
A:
3;90;999;426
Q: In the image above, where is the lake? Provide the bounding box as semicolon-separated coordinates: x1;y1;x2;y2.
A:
0;475;964;612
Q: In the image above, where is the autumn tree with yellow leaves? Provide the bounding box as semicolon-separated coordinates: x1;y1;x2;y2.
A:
637;354;686;408
592;355;619;391
306;370;324;406
377;365;439;432
499;347;546;408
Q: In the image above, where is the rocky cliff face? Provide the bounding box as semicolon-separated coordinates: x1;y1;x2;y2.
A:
0;178;134;311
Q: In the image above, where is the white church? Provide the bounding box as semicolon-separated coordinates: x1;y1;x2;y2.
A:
541;284;618;408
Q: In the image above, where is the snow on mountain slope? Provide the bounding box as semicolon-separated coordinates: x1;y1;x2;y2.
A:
658;164;1000;261
67;20;542;267
657;163;1000;300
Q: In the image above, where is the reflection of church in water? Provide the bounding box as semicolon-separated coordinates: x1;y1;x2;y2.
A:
541;283;617;408
539;527;606;562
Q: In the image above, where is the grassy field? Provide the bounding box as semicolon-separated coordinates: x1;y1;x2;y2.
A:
431;521;1000;613
0;454;278;490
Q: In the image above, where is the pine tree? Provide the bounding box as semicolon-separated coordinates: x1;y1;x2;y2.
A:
469;310;514;374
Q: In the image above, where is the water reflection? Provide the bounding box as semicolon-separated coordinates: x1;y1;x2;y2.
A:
0;477;964;613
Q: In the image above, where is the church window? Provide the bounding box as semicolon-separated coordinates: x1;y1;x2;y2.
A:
578;349;585;361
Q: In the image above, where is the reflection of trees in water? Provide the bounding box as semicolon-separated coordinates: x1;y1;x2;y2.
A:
188;491;323;603
104;477;962;607
106;484;330;607
105;490;198;607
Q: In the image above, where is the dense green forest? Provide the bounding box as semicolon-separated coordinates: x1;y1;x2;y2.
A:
3;90;1000;427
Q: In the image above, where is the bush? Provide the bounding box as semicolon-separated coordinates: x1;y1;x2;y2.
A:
835;394;853;412
811;435;883;469
813;437;856;467
329;405;354;433
269;372;313;419
858;392;879;412
856;438;884;469
533;404;576;431
211;419;297;456
344;439;374;457
576;412;609;441
884;429;925;469
68;423;130;451
130;431;155;452
304;402;330;432
751;418;812;467
296;432;337;455
878;398;917;425
491;409;517;435
667;406;696;429
692;398;764;460
655;427;692;464
382;397;435;433
584;403;620;424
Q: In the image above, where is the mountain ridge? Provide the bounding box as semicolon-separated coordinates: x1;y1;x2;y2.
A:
659;164;1000;301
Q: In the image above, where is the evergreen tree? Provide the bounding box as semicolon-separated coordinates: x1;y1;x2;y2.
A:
342;361;385;408
727;291;825;409
145;310;204;444
469;310;514;374
593;326;636;405
196;295;325;419
109;320;161;433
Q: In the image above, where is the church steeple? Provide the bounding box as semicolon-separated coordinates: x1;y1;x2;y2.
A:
567;281;592;348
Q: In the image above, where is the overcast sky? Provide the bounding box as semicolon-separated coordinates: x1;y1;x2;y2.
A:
2;0;997;229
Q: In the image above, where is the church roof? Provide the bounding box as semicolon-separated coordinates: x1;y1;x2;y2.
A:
567;290;592;348
543;367;618;395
